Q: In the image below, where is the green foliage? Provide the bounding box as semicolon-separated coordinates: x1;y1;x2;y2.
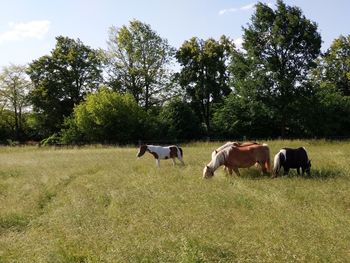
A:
313;35;350;96
0;64;32;140
27;36;104;136
233;0;322;137
176;36;234;133
64;88;146;143
0;110;13;142
212;94;277;138
158;98;202;140
107;19;176;110
1;12;350;142
40;133;61;146
306;85;350;137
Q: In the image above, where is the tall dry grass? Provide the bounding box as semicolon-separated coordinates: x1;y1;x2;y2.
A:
0;140;349;262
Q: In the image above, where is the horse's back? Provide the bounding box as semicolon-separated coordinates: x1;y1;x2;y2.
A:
169;145;182;158
227;144;269;168
282;147;309;167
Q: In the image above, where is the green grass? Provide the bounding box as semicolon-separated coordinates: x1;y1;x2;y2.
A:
0;140;349;262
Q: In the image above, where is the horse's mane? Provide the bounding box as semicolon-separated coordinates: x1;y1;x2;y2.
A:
209;148;227;171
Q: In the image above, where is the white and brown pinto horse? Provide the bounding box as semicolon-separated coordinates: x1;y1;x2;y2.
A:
203;143;271;178
137;145;184;167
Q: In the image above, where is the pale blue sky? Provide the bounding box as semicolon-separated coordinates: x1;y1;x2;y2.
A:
1;0;350;67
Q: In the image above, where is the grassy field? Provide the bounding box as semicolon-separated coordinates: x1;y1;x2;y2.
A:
0;140;349;262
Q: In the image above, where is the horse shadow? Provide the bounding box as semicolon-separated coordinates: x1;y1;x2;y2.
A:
302;167;343;180
235;167;342;180
232;168;271;180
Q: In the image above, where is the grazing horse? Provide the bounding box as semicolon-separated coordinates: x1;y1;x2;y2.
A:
273;147;311;177
203;144;271;178
211;141;258;159
137;145;184;167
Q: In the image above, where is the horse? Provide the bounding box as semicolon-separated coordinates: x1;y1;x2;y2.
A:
273;147;311;177
211;141;258;159
203;143;271;178
137;144;184;167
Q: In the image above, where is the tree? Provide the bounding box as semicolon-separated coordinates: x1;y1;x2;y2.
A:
307;35;350;137
106;19;175;111
0;64;32;140
158;98;202;140
176;36;234;134
212;93;277;139
27;36;103;136
62;88;146;143
313;35;350;96
233;0;321;137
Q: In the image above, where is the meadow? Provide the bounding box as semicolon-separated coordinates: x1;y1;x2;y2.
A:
0;140;349;262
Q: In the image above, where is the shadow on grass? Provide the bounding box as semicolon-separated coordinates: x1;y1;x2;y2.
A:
303;167;343;180
0;214;30;233
0;169;22;179
236;167;343;180
239;168;271;180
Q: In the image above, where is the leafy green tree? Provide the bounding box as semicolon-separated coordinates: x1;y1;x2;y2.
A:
212;93;276;139
0;64;32;140
176;36;234;134
232;0;321;137
107;19;175;111
313;35;350;96
306;35;350;137
158;98;202;140
0;110;13;142
300;84;350;137
62;88;146;143
27;36;103;136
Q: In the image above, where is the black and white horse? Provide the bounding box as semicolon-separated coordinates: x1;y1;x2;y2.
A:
273;147;311;177
137;145;184;167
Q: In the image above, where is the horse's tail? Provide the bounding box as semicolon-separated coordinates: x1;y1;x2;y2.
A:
177;146;183;158
263;144;271;173
273;151;281;176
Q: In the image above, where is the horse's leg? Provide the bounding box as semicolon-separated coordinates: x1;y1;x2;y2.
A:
222;165;232;173
178;157;185;165
156;159;160;167
297;167;300;175
233;167;240;176
301;167;305;176
172;158;176;166
283;166;289;176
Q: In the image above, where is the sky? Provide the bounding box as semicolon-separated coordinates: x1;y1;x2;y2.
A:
1;0;350;68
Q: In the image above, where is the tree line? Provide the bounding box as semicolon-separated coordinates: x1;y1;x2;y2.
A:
0;0;349;145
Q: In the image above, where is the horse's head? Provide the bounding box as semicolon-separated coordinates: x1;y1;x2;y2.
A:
137;145;148;157
203;165;214;179
305;160;311;176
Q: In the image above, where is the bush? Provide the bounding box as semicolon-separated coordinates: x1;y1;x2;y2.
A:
61;89;147;144
40;133;61;146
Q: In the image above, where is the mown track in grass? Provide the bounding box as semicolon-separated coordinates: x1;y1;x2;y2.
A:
0;140;349;262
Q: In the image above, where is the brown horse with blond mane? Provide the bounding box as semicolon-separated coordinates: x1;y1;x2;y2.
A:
203;143;271;178
211;141;258;159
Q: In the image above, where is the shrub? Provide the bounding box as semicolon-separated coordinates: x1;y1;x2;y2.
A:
62;89;147;144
